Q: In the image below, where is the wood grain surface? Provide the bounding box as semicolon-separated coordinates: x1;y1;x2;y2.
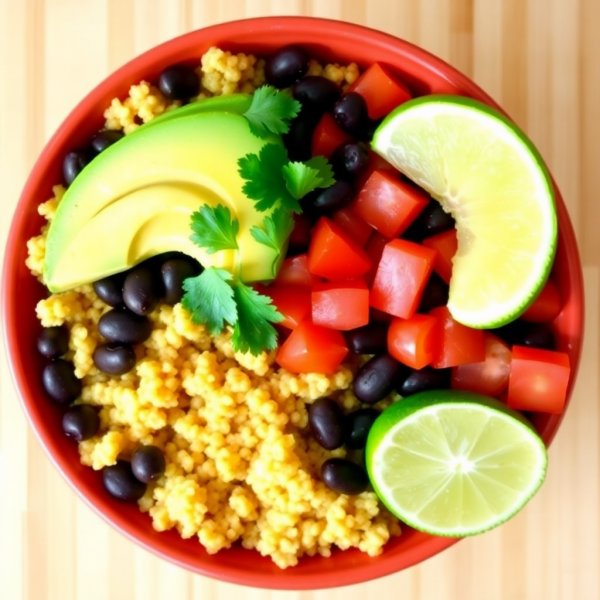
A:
1;1;599;599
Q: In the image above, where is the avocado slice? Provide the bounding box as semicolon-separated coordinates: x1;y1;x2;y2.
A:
140;93;252;130
44;111;281;292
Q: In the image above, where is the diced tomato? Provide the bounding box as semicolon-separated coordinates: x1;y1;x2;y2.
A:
370;239;436;319
308;217;372;280
276;321;348;374
370;307;394;323
332;207;373;247
521;278;562;323
353;170;429;239
261;284;311;330
347;63;412;120
356;150;397;189
364;231;388;286
429;306;486;368
312;278;369;331
312;113;353;159
422;229;458;284
452;333;512;396
387;313;440;369
276;254;319;287
288;212;312;251
507;345;570;414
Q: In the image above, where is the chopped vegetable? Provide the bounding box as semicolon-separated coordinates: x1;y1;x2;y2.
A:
422;228;458;284
370;239;436;318
332;207;373;247
387;313;440;370
190;204;239;254
521;278;562;323
429;306;486;368
276;321;348;374
308;217;372;280
353;170;429;239
312;279;370;331
312;112;352;159
242;85;301;137
260;284;311;330
275;254;319;287
507;345;570;414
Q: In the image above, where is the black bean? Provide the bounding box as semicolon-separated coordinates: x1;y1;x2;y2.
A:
354;354;407;405
292;76;340;116
63;150;90;186
331;142;370;180
308;398;346;450
265;45;308;89
398;366;452;397
321;458;369;495
122;265;163;315
360;118;383;142
93;272;126;307
131;446;166;483
418;272;449;313
37;325;69;359
310;180;355;215
42;359;81;404
158;64;200;101
93;343;136;375
333;92;369;135
62;404;100;442
98;307;152;345
90;130;124;154
102;460;147;502
161;257;199;305
345;408;380;450
492;321;555;350
403;201;455;241
283;116;315;162
345;323;389;355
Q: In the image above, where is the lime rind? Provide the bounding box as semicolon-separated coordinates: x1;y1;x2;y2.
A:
372;96;557;329
365;391;548;537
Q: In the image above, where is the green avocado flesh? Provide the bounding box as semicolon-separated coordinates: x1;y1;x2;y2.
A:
139;93;252;130
44;110;280;293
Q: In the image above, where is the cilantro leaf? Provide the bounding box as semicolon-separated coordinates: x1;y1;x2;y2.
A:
238;144;301;213
243;85;301;138
250;207;295;253
231;282;283;355
190;204;239;254
182;268;237;335
281;155;336;199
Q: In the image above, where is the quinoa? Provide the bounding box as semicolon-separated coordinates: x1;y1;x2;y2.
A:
26;48;401;569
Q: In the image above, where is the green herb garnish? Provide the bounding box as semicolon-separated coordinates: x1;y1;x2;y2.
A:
242;85;301;138
190;204;239;254
282;156;336;200
250;207;295;254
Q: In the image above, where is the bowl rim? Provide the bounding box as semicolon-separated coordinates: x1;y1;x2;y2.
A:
1;15;585;590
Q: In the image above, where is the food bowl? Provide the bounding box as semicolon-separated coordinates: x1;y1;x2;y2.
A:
1;16;584;590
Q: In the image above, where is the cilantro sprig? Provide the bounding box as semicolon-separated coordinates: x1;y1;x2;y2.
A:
190;204;239;254
242;85;301;138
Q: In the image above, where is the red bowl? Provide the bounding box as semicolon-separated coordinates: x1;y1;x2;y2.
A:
1;16;584;590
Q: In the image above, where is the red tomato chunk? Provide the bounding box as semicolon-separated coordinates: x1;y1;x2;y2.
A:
521;278;562;323
276;254;319;287
370;239;436;319
312;113;352;159
308;217;372;280
312;279;369;331
276;321;348;374
364;231;388;286
429;306;486;368
452;333;512;396
353;170;429;239
332;207;373;247
422;229;458;284
347;62;412;120
507;345;570;414
387;313;440;370
262;284;311;330
288;213;312;251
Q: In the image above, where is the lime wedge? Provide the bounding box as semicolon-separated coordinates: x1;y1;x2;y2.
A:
365;390;547;537
371;96;557;328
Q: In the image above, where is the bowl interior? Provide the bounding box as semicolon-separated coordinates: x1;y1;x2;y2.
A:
2;17;584;590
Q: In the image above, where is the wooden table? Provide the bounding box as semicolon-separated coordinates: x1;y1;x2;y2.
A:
1;1;598;599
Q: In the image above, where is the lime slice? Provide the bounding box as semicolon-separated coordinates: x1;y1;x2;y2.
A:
365;390;547;537
371;96;557;328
